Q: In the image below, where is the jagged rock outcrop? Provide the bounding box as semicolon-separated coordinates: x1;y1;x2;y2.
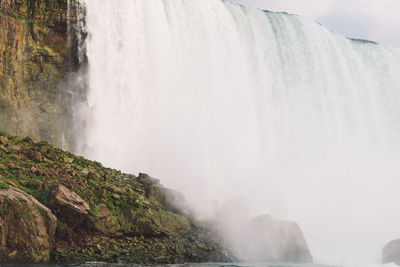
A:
383;239;400;265
241;215;312;263
0;0;85;145
215;198;312;263
0;187;57;263
0;132;232;263
48;184;90;229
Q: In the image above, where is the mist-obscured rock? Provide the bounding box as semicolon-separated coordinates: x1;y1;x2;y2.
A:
240;215;313;263
215;198;312;263
0;187;57;263
383;239;400;265
148;184;191;215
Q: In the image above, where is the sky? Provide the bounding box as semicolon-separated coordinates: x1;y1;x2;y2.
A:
234;0;400;48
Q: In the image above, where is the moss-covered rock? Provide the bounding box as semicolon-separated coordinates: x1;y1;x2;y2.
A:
0;0;84;146
0;187;57;263
0;131;233;263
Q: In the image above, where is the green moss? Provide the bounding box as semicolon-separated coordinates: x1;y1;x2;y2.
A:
106;197;124;226
21;186;51;206
28;210;33;221
89;204;98;217
57;220;67;228
0;182;9;189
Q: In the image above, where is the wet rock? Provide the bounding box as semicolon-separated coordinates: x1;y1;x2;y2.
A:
0;132;232;263
0;145;7;153
0;0;84;144
0;188;57;263
121;208;191;237
138;173;160;186
48;184;90;228
23;137;34;144
30;166;40;175
215;198;312;263
148;185;191;215
40;145;51;154
87;171;100;180
10;145;21;152
88;203;120;235
383;239;400;265
30;151;42;162
0;136;9;146
241;215;312;263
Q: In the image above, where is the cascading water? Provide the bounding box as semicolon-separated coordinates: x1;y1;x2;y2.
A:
75;0;400;265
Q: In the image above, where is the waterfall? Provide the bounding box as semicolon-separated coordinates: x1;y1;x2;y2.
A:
76;0;400;264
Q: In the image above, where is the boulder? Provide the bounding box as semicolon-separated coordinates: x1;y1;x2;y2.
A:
0;136;9;146
148;184;191;215
383;239;400;265
240;215;313;263
88;203;120;235
214;198;312;263
121;207;191;237
0;187;57;263
48;184;90;228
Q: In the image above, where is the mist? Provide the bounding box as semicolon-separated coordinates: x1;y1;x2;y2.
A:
74;0;400;265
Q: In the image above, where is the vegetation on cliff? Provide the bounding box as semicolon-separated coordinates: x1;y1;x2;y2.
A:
0;131;232;263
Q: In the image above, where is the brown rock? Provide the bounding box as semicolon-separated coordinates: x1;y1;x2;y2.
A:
10;145;21;152
0;136;9;146
100;188;107;198
48;184;90;228
23;137;33;144
0;188;57;263
5;180;17;187
31;166;39;175
7;162;17;169
88;203;120;235
40;146;51;154
31;151;42;162
87;171;100;180
0;145;7;152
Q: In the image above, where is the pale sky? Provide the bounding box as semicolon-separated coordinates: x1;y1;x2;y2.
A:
233;0;400;48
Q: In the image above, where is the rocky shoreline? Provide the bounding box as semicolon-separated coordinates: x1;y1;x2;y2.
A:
0;132;232;263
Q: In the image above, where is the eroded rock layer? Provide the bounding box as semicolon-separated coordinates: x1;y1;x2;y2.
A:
0;0;84;145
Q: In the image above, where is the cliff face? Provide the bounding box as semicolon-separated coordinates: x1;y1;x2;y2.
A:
0;0;84;146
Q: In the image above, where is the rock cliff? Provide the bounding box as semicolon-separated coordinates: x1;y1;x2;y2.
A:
383;239;400;265
215;198;313;263
0;0;84;146
0;131;232;263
